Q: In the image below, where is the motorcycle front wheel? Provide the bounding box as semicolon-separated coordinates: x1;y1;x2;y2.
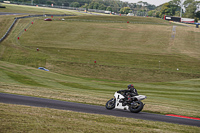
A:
129;101;144;113
105;98;116;110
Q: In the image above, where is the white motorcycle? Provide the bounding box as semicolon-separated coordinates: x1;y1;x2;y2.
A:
106;91;147;113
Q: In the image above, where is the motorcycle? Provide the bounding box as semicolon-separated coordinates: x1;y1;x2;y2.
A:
105;91;147;113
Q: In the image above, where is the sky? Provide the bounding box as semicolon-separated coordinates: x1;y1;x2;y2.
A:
120;0;172;6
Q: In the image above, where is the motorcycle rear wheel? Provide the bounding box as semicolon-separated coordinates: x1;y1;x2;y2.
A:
129;101;144;113
105;98;116;110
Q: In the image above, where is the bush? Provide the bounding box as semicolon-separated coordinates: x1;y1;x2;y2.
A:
194;17;199;23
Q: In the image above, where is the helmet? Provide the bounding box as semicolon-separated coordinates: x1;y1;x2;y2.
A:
127;84;134;89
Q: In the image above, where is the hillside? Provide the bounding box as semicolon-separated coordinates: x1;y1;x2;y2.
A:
1;14;200;82
0;3;200;132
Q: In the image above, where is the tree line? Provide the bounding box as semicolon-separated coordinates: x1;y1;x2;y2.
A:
148;0;200;21
8;0;156;14
6;0;200;20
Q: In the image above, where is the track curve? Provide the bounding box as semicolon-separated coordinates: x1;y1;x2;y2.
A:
0;93;200;127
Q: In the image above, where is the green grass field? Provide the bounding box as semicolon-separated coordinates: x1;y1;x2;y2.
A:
0;3;200;132
1;103;200;133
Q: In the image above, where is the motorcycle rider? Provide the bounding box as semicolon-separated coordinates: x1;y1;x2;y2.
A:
117;84;138;105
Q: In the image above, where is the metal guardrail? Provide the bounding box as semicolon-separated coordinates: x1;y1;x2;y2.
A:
0;18;17;42
0;14;73;43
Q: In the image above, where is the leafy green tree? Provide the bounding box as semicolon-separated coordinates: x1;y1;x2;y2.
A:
155;11;160;18
170;0;181;6
81;3;88;9
109;1;119;13
159;2;179;18
93;2;99;9
121;2;128;8
88;2;94;9
195;11;200;19
183;0;198;18
88;1;95;9
147;4;156;10
148;10;155;16
120;7;130;14
184;0;195;8
194;17;199;22
175;11;180;16
170;0;183;17
46;1;51;5
98;3;106;10
106;6;112;12
70;2;80;8
47;1;56;5
159;3;171;18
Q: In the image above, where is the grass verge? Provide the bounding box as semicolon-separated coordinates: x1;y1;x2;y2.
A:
1;103;200;133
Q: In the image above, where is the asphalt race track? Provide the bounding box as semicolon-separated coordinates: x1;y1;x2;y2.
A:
0;12;27;15
0;93;200;127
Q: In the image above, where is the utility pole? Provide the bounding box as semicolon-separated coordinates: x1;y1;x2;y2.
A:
31;0;33;5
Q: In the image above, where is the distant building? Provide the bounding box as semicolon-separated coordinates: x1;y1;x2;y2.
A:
164;15;195;23
181;18;195;23
127;13;134;16
164;15;181;22
3;1;10;3
105;11;111;14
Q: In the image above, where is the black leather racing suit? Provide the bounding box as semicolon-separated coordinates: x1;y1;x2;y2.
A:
117;87;138;103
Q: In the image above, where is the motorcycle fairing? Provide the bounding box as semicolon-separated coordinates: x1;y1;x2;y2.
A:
114;92;129;110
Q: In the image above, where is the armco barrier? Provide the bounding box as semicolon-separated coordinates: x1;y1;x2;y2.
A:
0;14;72;43
0;18;17;43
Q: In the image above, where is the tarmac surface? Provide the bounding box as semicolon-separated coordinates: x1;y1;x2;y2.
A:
0;12;27;15
0;93;200;127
